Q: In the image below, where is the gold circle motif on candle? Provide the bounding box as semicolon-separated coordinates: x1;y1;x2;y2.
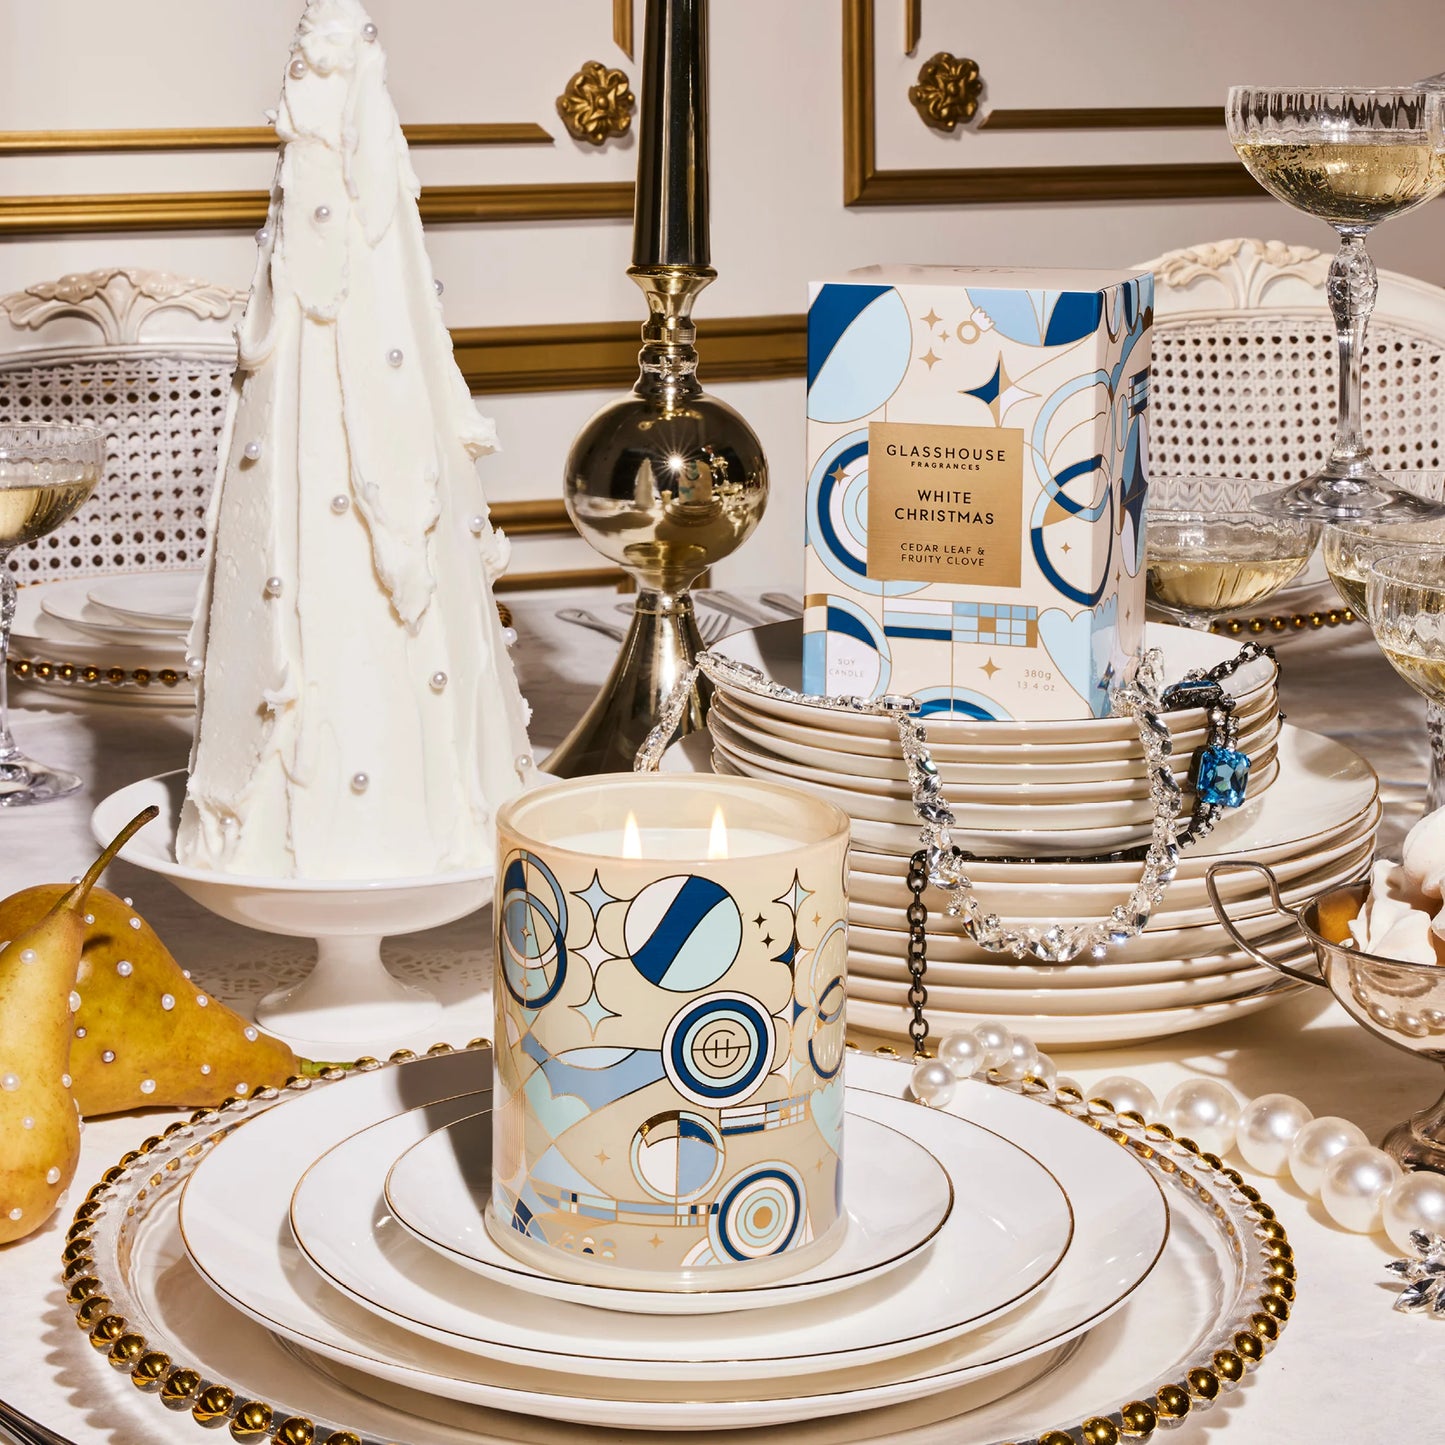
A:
492;773;850;1287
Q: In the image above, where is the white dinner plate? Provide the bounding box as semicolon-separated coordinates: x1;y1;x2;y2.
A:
176;1049;1168;1427
39;578;189;647
87;568;203;627
289;1095;1070;1381
383;1107;952;1315
847;978;1308;1050
711;620;1274;747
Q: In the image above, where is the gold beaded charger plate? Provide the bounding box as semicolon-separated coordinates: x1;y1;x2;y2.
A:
9;579;195;708
67;1045;1292;1442
241;1082;1075;1382
378;1106;954;1316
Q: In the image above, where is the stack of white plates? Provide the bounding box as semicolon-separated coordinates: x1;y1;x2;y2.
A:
665;623;1378;1049
163;1046;1237;1437
10;571;200;707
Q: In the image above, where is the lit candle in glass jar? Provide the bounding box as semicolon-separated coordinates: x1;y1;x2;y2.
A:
491;772;850;1289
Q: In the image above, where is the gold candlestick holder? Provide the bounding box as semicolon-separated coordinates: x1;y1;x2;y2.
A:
546;265;767;776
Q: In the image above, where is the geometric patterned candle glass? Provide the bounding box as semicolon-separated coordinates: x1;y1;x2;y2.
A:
492;773;851;1288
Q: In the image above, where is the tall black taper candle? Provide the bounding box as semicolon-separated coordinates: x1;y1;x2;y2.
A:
632;0;710;270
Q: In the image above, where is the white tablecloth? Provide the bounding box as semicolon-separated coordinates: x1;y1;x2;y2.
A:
0;594;1439;1444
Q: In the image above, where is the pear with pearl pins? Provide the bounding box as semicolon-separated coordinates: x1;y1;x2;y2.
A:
0;810;155;1243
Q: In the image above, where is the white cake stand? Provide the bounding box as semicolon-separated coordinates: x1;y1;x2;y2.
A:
91;772;493;1049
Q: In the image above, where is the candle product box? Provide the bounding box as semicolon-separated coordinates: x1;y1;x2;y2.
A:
803;264;1152;720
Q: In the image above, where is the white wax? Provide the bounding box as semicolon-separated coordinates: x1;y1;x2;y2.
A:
554;827;798;860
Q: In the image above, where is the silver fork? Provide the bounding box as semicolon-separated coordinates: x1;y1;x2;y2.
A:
556;607;627;644
611;602;731;645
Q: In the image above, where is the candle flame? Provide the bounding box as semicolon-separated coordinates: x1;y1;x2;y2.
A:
707;805;729;861
622;811;642;860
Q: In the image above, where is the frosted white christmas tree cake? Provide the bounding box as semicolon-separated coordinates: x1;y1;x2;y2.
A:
180;0;536;879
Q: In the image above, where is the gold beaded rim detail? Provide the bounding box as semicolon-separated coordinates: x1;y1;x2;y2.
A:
64;1042;1291;1445
1210;606;1356;636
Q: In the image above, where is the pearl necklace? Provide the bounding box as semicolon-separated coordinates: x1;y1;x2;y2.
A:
908;1024;1445;1267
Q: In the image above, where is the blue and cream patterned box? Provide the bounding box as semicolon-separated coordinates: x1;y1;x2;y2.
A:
803;265;1152;720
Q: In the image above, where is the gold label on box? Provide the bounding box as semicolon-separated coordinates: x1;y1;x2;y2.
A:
865;422;1024;586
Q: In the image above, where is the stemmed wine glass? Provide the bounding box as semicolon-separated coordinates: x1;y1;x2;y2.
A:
0;424;106;806
1227;86;1445;521
1367;551;1445;807
1145;476;1320;630
1324;473;1445;807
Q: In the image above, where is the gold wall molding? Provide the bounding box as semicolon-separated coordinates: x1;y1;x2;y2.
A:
844;0;1255;205
556;61;635;146
452;313;805;394
0;183;634;237
981;106;1223;132
909;52;983;132
0;123;553;156
494;564;627;594
904;0;922;55
613;0;635;59
488;499;573;536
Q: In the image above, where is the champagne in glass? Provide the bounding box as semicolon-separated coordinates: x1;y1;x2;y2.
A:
1227;87;1445;522
1145;477;1319;630
0;425;107;806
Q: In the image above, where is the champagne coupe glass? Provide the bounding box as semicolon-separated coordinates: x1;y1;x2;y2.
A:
1325;473;1445;807
0;424;106;806
1367;551;1445;807
1145;476;1320;631
1227;86;1445;521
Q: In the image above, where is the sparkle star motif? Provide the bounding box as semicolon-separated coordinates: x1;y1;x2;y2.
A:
753;913;766;928
762;934;774;948
574;871;616;920
649;1234;663;1248
921;308;941;328
596;1149;610;1166
1061;541;1072;553
573;985;619;1036
981;657;1000;679
919;348;941;370
812;912;821;926
829;462;849;485
777;873;813;916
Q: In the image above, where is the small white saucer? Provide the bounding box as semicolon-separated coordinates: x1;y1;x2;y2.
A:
383;1105;952;1315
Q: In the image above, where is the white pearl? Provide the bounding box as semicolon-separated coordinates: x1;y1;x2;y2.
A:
244;1027;258;1042
0;1074;17;1091
74;1028;85;1039
243;440;262;462
352;772;370;793
970;1022;1013;1069
998;1036;1040;1082
910;1058;956;1109
7;1208;20;1221
197;995;208;1007
502;626;518;648
937;1030;984;1079
83;914;94;926
46;1167;60;1185
434;278;444;295
1055;1074;1083;1098
68;991;81;1013
1235;1093;1313;1177
101;1051;115;1064
330;494;350;515
289;56;308;78
1091;1075;1157;1120
1030;1051;1059;1087
1384;1170;1445;1253
21;1118;32;1129
1321;1146;1402;1233
1161;1078;1243;1156
128;917;141;930
201;1064;211;1075
115;960;132;977
386;348;404;367
314;204;331;223
264;576;284;598
236;1082;250;1096
1288;1115;1369;1197
429;670;449;692
161;994;175;1011
255;226;272;246
19;949;35;964
469;515;485;536
362;21;378;40
139;1079;156;1095
60;1073;70;1089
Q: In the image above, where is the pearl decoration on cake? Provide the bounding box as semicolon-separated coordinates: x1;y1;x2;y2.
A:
1289;1116;1369;1197
362;21;378;40
908;1058;956;1109
1235;1093;1314;1177
7;1209;20;1222
1322;1146;1403;1233
351;772;370;793
429;671;448;692
1159;1078;1242;1157
502;626;518;648
19;949;35;964
330;494;350;515
469;515;485;536
68;992;81;1013
45;1167;59;1185
387;348;404;367
288;56;308;79
243;441;263;462
115;961;132;977
244;1027;258;1042
255;226;272;246
434;278;444;295
1090;1075;1158;1120
139;1079;156;1096
161;994;175;1011
1;1074;18;1092
314;204;331;222
264;577;284;598
101;1051;114;1064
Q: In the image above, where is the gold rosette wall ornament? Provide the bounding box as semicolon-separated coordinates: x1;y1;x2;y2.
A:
557;60;636;145
909;52;984;132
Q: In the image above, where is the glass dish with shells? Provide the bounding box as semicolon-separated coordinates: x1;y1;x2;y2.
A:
60;1043;1294;1445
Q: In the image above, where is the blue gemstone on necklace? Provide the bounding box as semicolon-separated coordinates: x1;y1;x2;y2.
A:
1191;744;1251;808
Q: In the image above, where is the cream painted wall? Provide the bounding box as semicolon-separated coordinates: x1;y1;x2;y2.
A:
0;0;1442;587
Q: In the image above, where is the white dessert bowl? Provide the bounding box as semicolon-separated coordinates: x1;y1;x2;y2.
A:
92;771;493;1049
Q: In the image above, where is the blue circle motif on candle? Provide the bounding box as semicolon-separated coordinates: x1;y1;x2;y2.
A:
623;874;743;992
662;992;774;1107
499;850;568;1008
710;1163;804;1260
630;1110;725;1203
